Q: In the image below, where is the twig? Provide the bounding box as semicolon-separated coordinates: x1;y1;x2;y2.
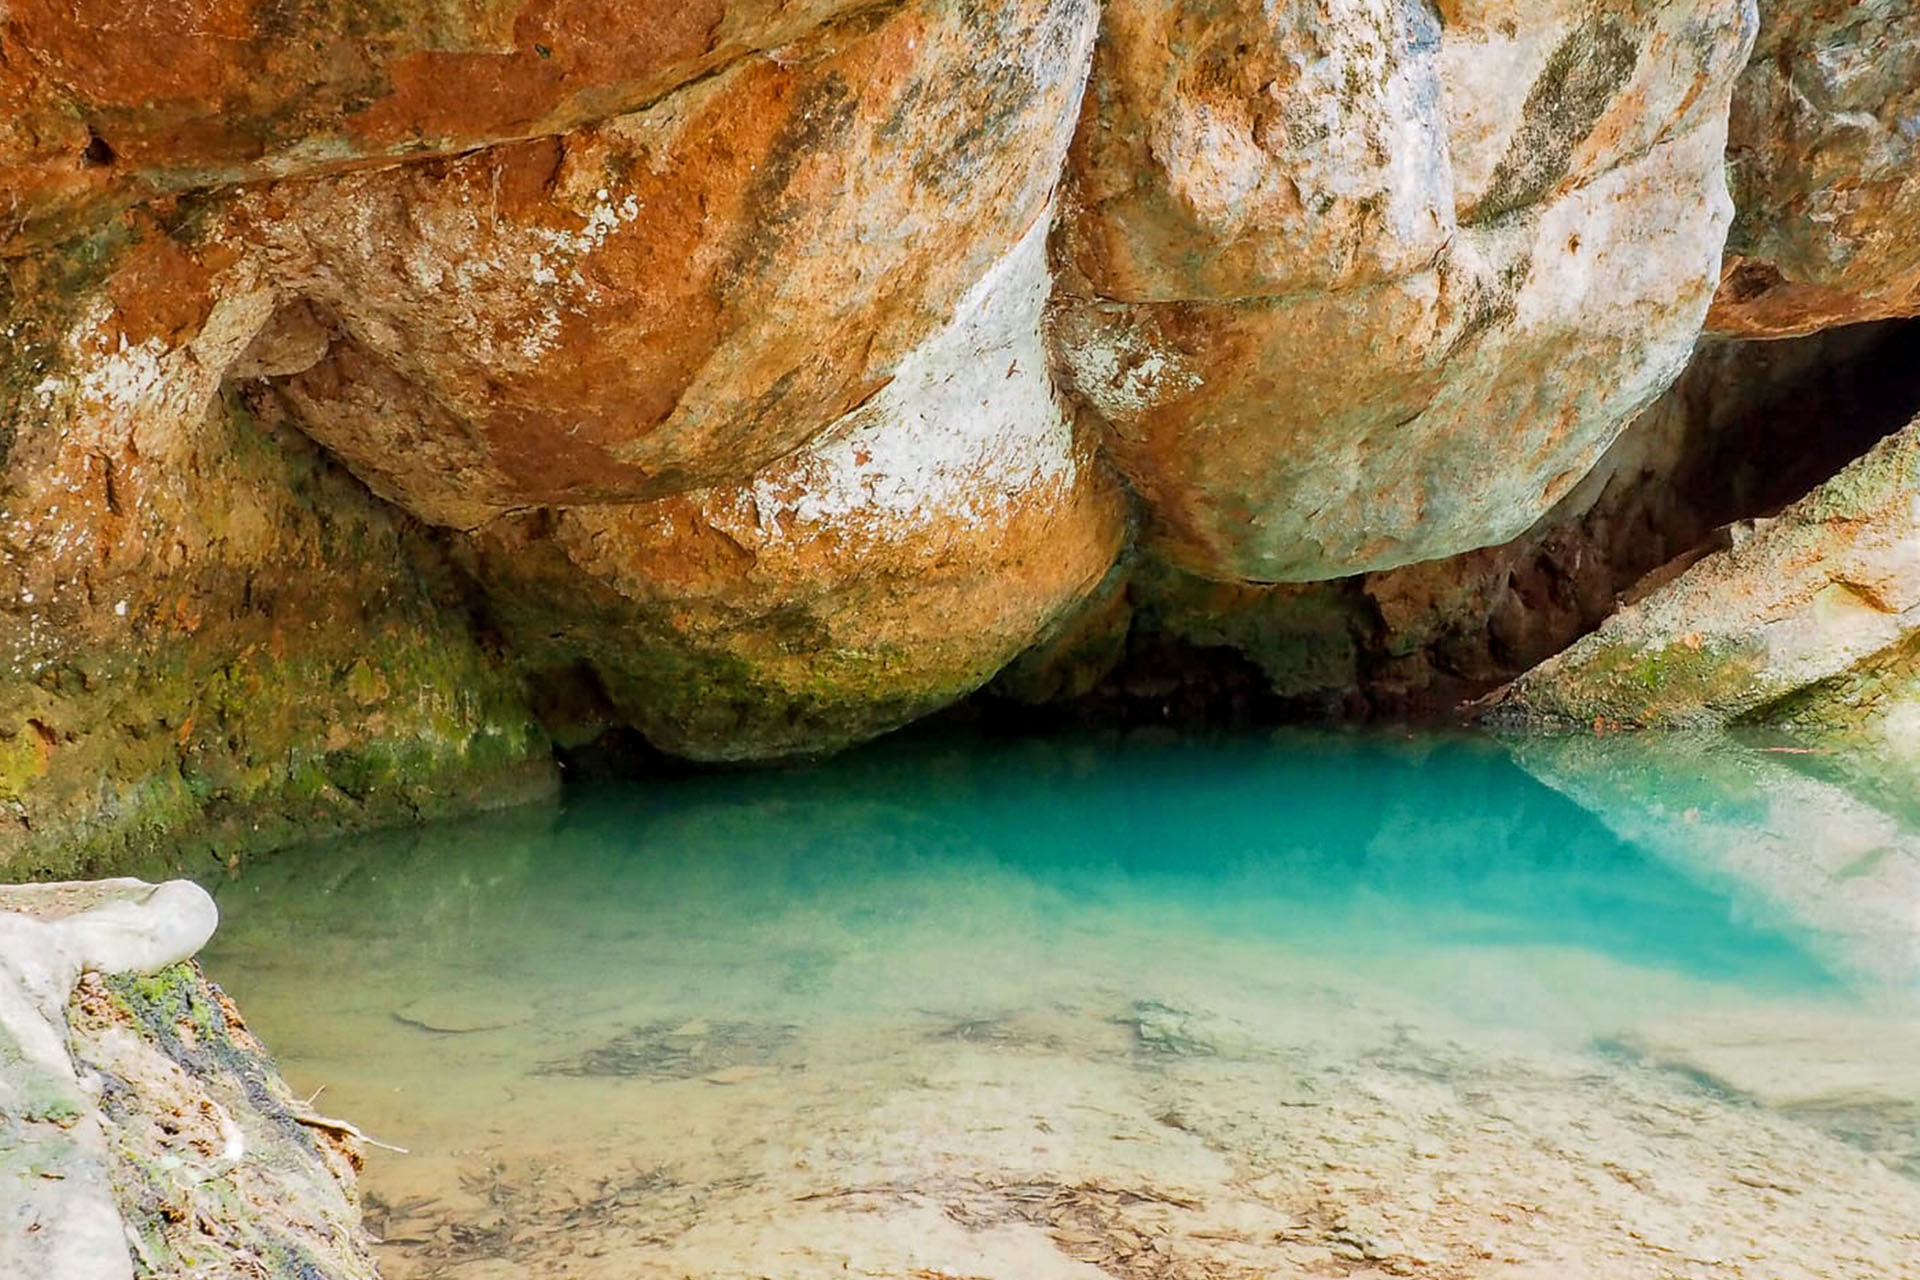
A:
293;1110;410;1154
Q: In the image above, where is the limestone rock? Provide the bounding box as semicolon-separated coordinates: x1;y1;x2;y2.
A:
249;0;1099;528
469;221;1126;760
1012;323;1920;723
1055;0;1758;583
0;0;867;254
1491;411;1920;730
1709;0;1920;337
0;224;553;878
0;878;377;1280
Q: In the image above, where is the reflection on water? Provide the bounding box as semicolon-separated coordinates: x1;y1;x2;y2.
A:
200;729;1920;1279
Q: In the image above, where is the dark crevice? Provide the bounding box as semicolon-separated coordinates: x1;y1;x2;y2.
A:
968;317;1920;736
81;128;116;168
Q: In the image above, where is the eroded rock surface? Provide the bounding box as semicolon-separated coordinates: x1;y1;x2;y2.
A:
0;878;374;1280
0;0;868;254
1710;0;1920;336
1;223;553;878
1054;0;1758;583
1000;322;1920;724
6;0;1920;854
252;0;1099;526
470;220;1125;760
1491;411;1920;733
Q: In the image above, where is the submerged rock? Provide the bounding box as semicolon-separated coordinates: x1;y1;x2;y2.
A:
1617;1010;1920;1178
0;878;374;1280
1513;728;1920;1171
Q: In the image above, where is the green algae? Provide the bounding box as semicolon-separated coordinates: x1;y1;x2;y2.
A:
78;962;370;1279
1511;634;1770;728
2;380;552;880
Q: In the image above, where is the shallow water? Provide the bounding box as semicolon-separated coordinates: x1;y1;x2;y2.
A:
201;729;1920;1278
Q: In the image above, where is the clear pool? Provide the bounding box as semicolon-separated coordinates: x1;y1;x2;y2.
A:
200;729;1920;1279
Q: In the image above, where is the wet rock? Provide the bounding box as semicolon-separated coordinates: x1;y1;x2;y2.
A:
0;226;554;878
1618;1010;1920;1177
1054;0;1758;583
1709;0;1920;337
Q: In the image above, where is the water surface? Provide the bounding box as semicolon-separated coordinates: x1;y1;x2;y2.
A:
201;729;1920;1279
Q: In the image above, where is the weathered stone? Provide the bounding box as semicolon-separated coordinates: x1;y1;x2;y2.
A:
0;878;377;1280
0;0;868;255
1491;411;1920;730
1055;0;1757;583
469;221;1126;760
0;224;553;879
249;0;1099;527
1709;0;1920;337
8;0;1920;857
1011;323;1920;723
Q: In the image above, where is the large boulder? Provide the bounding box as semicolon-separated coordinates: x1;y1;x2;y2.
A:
1054;0;1758;583
1002;320;1920;723
468;220;1127;760
247;0;1099;528
1709;0;1920;337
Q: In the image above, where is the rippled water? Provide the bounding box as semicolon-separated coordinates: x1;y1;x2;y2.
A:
200;729;1920;1279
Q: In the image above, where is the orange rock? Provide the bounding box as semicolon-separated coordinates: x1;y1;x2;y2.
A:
248;0;1098;526
1706;1;1920;337
0;0;865;253
467;220;1127;759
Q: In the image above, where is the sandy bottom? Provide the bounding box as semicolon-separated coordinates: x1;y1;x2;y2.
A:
215;927;1920;1280
197;736;1920;1278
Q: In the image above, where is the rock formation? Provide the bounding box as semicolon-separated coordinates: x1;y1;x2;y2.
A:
1054;0;1758;582
0;231;554;877
1493;410;1920;747
0;878;375;1280
1709;0;1920;337
4;0;1920;864
467;218;1125;761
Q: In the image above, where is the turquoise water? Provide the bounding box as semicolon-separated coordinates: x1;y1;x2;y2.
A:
199;730;1920;1279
